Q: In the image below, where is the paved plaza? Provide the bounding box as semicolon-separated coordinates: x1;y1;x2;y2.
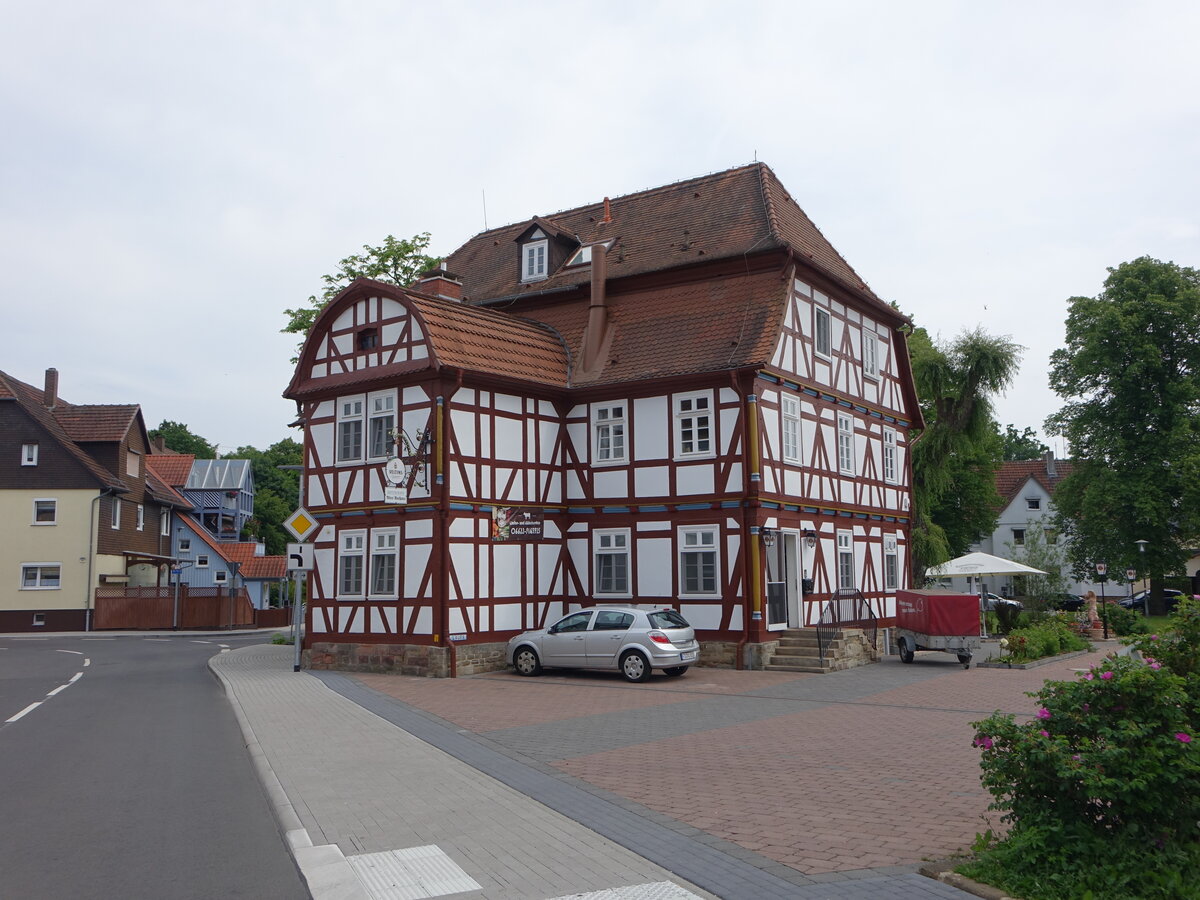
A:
212;641;1124;899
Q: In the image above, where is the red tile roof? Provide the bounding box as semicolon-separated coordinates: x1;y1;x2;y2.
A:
224;542;288;579
444;163;892;318
996;459;1075;506
54;405;139;443
145;453;196;488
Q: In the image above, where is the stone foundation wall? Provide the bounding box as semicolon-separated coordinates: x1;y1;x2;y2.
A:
697;640;779;670
304;640;510;677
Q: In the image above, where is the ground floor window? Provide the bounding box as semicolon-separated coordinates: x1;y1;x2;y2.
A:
21;563;61;589
339;531;366;596
679;526;719;596
594;529;630;595
837;531;855;590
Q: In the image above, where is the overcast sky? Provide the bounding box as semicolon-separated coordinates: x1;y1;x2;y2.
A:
3;1;1197;456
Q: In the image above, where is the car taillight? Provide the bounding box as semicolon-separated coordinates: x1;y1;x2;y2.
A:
649;631;671;644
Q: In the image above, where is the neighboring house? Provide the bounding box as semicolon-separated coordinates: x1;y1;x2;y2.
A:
949;452;1095;597
285;163;922;675
0;368;187;631
145;454;286;609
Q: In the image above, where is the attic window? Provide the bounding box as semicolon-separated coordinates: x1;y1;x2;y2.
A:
357;328;379;351
565;240;613;268
522;238;548;282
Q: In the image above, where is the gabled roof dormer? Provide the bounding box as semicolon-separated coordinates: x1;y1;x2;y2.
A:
515;216;578;284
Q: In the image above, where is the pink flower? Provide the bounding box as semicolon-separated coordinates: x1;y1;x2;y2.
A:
1100;671;1114;680
1072;754;1081;761
1082;703;1090;712
1151;662;1161;670
1039;730;1050;738
1037;708;1052;720
1177;733;1192;744
973;736;994;749
1085;672;1094;681
1150;634;1159;641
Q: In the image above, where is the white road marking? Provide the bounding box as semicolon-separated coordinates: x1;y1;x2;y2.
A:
145;638;170;642
83;638;115;641
219;644;230;649
69;672;83;683
83;659;91;666
47;685;69;697
56;649;83;655
7;703;41;723
191;641;213;644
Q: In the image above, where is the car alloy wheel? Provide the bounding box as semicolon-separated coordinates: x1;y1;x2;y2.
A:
513;647;542;676
620;650;651;683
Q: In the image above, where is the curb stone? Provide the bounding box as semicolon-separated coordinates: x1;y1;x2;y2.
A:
917;861;1017;900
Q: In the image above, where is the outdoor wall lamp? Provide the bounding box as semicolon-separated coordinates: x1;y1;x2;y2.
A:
803;529;817;549
760;526;777;548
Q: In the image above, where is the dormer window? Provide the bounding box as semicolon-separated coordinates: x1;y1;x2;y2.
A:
521;230;549;282
565;240;613;268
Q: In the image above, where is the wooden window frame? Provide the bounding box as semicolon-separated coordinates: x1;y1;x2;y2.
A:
593;528;631;597
592;402;627;465
674;391;714;460
33;498;57;526
782;395;801;464
678;525;720;598
837;414;855;475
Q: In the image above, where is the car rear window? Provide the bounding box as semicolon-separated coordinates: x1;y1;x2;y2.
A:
648;610;689;629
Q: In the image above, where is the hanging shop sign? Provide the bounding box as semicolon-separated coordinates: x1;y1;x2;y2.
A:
492;507;543;541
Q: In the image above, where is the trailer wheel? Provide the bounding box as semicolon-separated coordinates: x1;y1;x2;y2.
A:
957;653;972;669
898;637;914;664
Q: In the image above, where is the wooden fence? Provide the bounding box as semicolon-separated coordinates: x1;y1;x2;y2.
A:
93;586;255;630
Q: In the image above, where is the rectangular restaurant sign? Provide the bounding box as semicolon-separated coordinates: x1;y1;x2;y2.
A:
492;507;543;541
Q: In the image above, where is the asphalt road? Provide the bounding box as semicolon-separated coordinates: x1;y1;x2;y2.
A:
0;632;307;900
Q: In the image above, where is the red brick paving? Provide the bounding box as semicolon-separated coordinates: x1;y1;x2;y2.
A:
355;646;1120;876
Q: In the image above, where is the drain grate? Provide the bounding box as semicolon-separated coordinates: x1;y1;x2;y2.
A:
347;845;481;900
549;883;703;900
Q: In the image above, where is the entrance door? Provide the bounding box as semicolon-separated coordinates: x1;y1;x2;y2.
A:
783;532;802;628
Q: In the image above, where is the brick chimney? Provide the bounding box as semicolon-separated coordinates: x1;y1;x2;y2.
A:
416;266;463;302
43;368;59;408
1043;449;1057;478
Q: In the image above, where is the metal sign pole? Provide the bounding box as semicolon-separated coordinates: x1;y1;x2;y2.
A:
291;568;303;672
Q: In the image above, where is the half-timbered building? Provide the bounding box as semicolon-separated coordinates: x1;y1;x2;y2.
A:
286;163;921;675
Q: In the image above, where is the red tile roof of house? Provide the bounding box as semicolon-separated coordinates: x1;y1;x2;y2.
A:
996;458;1075;506
444;163;892;317
54;404;140;443
145;453;196;488
224;542;288;579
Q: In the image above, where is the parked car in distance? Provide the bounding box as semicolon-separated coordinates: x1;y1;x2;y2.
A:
982;593;1023;612
1050;593;1085;612
1119;588;1187;613
507;606;698;683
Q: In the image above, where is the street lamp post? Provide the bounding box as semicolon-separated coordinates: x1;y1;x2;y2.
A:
278;463;305;673
1096;562;1108;639
1135;539;1149;616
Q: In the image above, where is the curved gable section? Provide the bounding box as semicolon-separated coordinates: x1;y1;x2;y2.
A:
287;281;435;397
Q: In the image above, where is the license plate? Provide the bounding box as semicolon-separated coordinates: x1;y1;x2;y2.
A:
680;652;695;661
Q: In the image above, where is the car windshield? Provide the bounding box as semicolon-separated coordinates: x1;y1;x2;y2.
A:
647;610;689;629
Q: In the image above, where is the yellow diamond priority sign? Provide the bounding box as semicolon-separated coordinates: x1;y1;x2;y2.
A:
283;507;320;542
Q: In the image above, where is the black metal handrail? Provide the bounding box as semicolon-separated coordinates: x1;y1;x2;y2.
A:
815;589;879;662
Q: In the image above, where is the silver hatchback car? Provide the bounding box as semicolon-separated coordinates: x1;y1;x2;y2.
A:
506;606;699;682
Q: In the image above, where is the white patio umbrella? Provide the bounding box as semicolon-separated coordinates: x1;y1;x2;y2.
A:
927;551;1047;579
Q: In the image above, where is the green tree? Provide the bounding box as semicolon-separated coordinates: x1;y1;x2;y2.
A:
148;420;217;458
225;439;302;555
282;233;441;358
909;326;1023;581
1005;519;1068;607
1047;257;1200;608
999;424;1048;461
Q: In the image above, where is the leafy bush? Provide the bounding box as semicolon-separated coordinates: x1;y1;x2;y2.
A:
1101;602;1150;636
965;656;1200;899
994;602;1022;634
270;633;294;645
1130;596;1200;677
1001;616;1089;663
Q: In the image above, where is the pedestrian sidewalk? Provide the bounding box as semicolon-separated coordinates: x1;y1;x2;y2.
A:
210;644;720;900
211;645;976;900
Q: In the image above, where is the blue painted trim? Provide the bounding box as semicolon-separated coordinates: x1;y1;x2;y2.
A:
601;507;631;513
676;503;713;511
638;505;669;512
568;507;594;514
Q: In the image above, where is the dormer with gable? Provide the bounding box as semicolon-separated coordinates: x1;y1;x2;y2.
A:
515;216;579;284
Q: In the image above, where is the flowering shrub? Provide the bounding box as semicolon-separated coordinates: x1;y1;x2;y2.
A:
1130;596;1200;677
1000;615;1089;663
964;655;1200;898
1100;601;1150;636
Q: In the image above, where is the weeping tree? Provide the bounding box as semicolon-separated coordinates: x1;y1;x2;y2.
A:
909;326;1024;582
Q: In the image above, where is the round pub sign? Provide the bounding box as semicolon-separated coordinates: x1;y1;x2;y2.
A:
384;457;406;485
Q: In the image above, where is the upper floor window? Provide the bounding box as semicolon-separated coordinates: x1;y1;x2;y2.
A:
33;499;57;525
1012;528;1026;547
337;396;365;463
863;333;879;380
594;529;630;596
214;571;228;584
126;449;141;478
782;396;801;464
565;240;612;267
883;428;898;484
196;554;209;568
356;328;379;351
111;498;121;529
522;238;548;282
679;526;719;596
161;511;171;537
593;403;627;464
814;306;832;359
837;414;855;475
136;504;145;531
22;443;38;466
368;392;396;460
1026;497;1041;511
179;538;192;553
674;392;713;458
339;530;366;596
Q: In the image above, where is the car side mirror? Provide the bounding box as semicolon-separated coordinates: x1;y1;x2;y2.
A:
548;624;559;635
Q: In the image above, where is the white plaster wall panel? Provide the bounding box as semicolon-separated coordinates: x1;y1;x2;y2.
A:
478;606;490;633
313;607;331;632
719;387;737;405
343;471;364;505
307;474;326;506
449;607;467;634
332;308;354;331
310;363;327;378
636;520;671;531
568;523;589;533
720;407;740;454
494;603;522;631
676;465;714;496
494;417;521;461
795;279;812;297
401;386;426;407
411;606;432;634
728;606;743;631
539;545;560;594
761;405;779;463
763;465;778;494
541;519;561;540
567;422;588;463
637;538;672;595
492;545;522;597
634;466;669;498
680;603;722;630
567;470;585;500
479;548;490;600
770;333;788;372
451;462;474;496
332;333;353;358
451;411;476;456
634;396;669;459
380;321;403;347
540;420;558;465
480;464;492;496
315;547;335;599
494;466;521;501
338;606;363;633
724;463;743;494
405;519;433;540
371;607;398;634
495;393;521;415
310;422;334;468
593;469;626;499
404;545;430;597
449;518;475;538
783;468;802;497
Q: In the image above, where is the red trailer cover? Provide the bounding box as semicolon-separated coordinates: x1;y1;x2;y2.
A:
896;590;980;637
